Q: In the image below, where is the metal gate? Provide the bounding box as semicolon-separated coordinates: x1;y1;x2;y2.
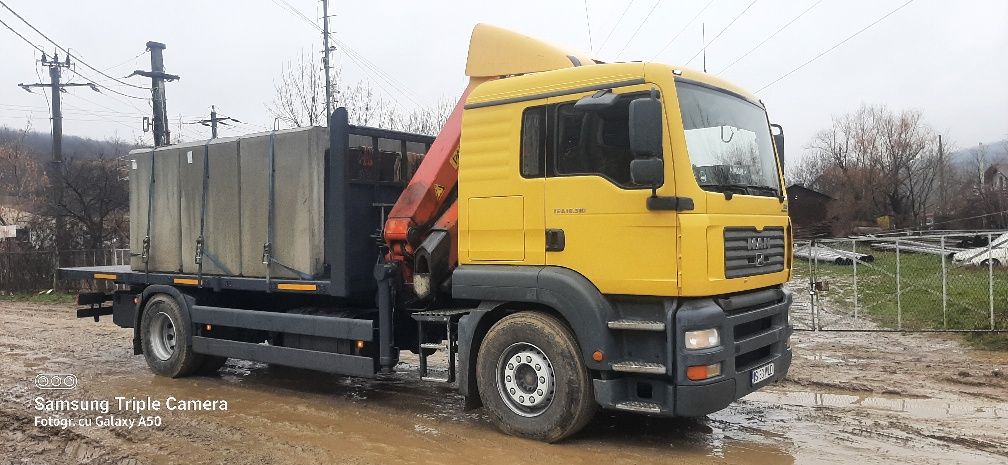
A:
790;232;1008;333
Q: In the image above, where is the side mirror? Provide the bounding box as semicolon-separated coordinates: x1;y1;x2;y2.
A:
629;97;662;158
631;158;663;187
770;123;784;168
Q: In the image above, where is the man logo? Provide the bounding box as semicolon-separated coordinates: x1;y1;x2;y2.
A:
753;253;766;267
35;373;78;390
747;237;769;250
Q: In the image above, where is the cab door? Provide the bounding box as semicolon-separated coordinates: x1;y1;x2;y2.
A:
459;102;545;266
543;90;678;297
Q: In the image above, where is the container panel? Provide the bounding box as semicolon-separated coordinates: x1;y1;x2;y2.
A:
128;147;182;273
239;127;327;278
180;139;242;275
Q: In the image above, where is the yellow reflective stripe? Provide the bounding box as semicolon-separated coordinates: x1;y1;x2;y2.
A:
173;278;200;285
93;273;117;280
277;283;317;291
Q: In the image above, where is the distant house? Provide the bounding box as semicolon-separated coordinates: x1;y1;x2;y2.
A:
984;163;1008;191
787;184;834;238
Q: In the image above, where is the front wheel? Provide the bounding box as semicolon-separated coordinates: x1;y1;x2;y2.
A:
476;312;596;442
140;294;204;378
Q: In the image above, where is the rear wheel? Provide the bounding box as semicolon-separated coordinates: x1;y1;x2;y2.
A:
140;294;203;378
476;312;596;442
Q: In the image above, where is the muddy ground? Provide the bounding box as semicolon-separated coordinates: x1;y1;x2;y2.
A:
0;300;1006;465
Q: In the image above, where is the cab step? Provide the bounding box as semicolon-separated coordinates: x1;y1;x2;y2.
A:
607;319;665;331
611;361;667;375
614;400;663;414
411;310;470;383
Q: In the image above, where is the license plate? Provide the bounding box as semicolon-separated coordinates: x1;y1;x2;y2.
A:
751;361;775;386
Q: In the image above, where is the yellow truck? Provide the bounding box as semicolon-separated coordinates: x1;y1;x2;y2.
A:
63;24;792;442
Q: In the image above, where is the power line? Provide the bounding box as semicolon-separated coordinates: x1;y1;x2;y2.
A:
684;0;759;67
100;49;147;72
582;0;593;53
597;0;635;53
0;14;44;54
0;0;150;91
615;0;661;59
651;0;714;61
717;0;822;76
269;0;423;110
755;0;916;93
0;1;150;100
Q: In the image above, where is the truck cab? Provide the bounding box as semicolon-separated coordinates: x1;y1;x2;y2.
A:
451;59;792;436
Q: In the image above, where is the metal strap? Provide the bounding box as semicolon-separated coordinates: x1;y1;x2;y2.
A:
196;141;210;285
263;131;276;290
143;147;156;280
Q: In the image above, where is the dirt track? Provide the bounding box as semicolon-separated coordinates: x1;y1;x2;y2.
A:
1;300;1006;465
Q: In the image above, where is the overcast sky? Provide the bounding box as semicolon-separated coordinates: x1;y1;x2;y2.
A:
1;0;1005;160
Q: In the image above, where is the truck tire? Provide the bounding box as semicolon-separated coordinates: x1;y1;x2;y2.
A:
140;294;204;378
476;312;596;442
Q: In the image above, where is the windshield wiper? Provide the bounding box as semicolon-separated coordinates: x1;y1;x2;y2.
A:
699;183;778;199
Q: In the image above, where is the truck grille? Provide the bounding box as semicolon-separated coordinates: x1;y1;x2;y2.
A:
716;288;788;372
724;227;785;278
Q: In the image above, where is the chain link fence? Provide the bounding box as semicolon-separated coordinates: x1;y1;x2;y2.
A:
790;232;1008;332
0;248;129;293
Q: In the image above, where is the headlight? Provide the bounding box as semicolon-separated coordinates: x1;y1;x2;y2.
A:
685;328;720;349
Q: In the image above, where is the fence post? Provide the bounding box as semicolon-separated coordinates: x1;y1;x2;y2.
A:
896;239;902;331
852;238;858;320
989;232;995;331
51;250;58;291
941;235;947;330
812;239;819;331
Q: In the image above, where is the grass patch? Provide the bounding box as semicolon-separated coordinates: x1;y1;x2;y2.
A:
0;291;76;304
794;247;1008;350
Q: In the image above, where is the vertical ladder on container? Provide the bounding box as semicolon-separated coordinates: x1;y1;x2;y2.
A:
411;310;468;382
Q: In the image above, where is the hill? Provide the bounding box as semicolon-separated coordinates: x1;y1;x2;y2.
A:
0;125;139;161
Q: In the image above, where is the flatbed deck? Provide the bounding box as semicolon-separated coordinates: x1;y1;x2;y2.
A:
60;265;333;295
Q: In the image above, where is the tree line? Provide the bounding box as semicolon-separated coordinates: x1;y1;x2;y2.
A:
789;104;1008;233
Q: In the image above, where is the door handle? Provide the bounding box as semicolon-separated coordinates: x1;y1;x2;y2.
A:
546;229;565;252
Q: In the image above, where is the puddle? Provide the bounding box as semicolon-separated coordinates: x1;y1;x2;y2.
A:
747;389;1008;419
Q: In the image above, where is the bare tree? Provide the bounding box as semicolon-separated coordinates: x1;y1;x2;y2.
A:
268;51;326;128
806;104;940;231
267;53;454;137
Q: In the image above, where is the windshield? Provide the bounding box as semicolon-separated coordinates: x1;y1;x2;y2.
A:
675;81;781;197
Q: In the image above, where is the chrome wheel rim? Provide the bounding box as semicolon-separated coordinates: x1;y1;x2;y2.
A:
496;342;555;417
148;310;177;361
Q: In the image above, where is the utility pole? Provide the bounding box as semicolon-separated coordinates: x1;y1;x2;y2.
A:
18;52;99;289
937;134;945;216
191;106;240;139
322;0;333;119
129;42;179;146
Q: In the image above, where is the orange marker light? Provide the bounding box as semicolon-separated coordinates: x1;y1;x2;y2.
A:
356;340;365;349
686;363;722;381
592;350;604;362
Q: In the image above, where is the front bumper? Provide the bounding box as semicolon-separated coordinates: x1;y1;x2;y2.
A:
594;287;793;416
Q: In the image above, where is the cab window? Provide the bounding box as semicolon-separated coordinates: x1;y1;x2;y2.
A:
553;95;636;188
